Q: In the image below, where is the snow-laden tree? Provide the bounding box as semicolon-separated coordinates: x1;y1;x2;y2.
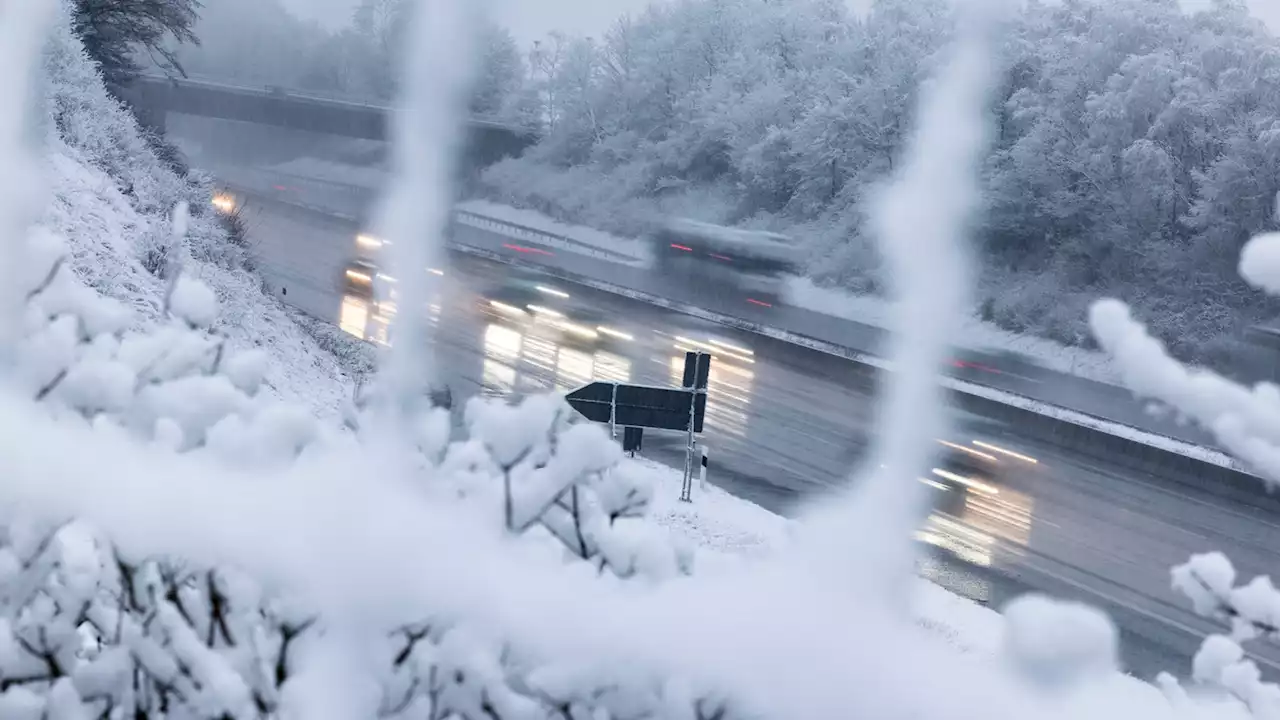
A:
470;22;525;120
70;0;201;88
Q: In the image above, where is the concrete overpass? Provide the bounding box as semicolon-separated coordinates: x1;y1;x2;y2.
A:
117;74;539;170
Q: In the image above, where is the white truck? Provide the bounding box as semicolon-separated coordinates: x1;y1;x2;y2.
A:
649;218;802;308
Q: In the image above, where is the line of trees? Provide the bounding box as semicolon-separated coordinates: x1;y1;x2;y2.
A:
475;0;1280;376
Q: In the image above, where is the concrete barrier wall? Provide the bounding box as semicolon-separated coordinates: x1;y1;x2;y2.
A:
952;392;1279;511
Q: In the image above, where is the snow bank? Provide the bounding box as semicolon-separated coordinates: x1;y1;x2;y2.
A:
644;460;792;560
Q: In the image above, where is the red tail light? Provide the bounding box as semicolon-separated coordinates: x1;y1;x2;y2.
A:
951;359;1000;374
709;253;733;261
670;244;693;252
746;298;773;308
503;243;554;256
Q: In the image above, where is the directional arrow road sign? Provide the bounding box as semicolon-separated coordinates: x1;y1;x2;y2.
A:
566;382;706;433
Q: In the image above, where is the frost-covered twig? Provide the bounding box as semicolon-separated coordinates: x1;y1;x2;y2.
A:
1164;553;1280;718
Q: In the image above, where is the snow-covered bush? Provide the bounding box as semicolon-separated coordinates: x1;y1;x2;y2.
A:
0;214;705;717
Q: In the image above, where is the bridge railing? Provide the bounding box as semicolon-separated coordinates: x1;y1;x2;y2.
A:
135;72;541;136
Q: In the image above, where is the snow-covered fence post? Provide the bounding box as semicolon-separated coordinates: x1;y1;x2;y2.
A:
0;0;54;367
375;0;480;431
797;0;1001;605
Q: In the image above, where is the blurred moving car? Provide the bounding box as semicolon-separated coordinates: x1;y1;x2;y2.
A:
343;258;380;300
920;413;1038;567
480;269;636;351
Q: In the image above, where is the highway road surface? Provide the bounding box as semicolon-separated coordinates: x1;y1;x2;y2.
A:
219;181;1280;683
166;113;1242;461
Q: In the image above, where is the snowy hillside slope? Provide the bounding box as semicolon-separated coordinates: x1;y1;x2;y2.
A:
38;11;354;417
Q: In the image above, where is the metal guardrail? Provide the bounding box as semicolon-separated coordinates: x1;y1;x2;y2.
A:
220;182;645;269
452;210;645;265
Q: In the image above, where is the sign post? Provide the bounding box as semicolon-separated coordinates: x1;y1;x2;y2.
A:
623;426;643;456
609;382;618;439
679;351;711;503
565;350;712;502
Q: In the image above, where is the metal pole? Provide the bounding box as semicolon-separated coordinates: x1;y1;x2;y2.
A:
680;389;697;503
699;445;709;491
609;382;618;439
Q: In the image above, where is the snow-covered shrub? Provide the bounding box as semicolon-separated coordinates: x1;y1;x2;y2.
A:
136;216;178;277
44;7;193;222
0;210;707;717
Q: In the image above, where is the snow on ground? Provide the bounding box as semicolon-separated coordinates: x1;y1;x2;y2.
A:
634;457;1172;694
641;458;793;559
44;148;354;418
633;458;1014;661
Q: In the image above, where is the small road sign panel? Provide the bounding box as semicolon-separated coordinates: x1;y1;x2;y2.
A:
566;382;701;432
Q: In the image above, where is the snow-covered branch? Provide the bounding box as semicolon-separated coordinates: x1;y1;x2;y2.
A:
1167;553;1280;718
1093;200;1280;720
